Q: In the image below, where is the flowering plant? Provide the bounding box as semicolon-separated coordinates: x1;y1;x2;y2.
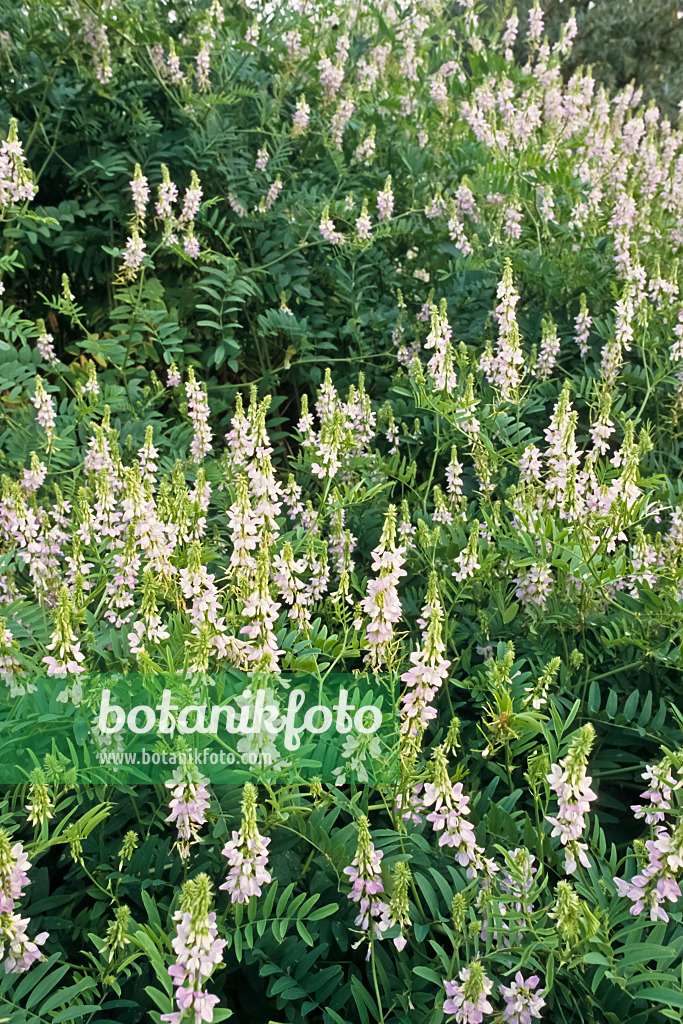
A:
0;0;683;1022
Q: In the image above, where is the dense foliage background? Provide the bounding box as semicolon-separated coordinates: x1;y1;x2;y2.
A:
1;0;683;1022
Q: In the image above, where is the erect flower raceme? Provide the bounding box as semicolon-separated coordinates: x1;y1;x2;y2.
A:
220;783;271;904
343;816;389;953
165;765;211;861
423;746;483;876
443;959;494;1023
0;829;48;974
546;724;597;874
161;874;226;1024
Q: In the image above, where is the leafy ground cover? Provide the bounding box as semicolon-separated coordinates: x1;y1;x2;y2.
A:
1;1;683;1022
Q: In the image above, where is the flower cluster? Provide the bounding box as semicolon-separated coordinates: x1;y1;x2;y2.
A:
0;119;37;209
546;725;597;874
161;874;226;1024
423;747;482;876
0;830;48;973
220;783;271;904
166;765;211;860
343;816;389;952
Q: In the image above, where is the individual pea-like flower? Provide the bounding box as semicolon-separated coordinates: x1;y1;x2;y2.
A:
220;783;271;904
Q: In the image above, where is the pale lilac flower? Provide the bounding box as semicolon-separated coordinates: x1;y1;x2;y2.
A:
377;176;394;221
0;830;48;973
615;830;683;923
179;171;202;225
156;166;179;221
444;961;494;1022
577;294;593;358
515;563;552;611
220;784;271;904
228;193;247;218
130;164;150;221
284;30;302;59
500;972;545;1023
331;99;354;150
196;42;211;91
166;767;211;860
502;11;519;59
184;231;200;259
36;331;58;366
186;368;212;463
0;119;37;207
400;578;450;747
319;207;344;245
167;361;181;388
423;747;482;876
535;317;560;380
527;2;544;45
632;759;680;825
161;874;226;1024
83;18;112;84
318;54;344;98
292;95;310;135
359;506;406;670
546;724;597;874
356;205;372;240
32;377;56;449
343;817;389;950
121;231;146;278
